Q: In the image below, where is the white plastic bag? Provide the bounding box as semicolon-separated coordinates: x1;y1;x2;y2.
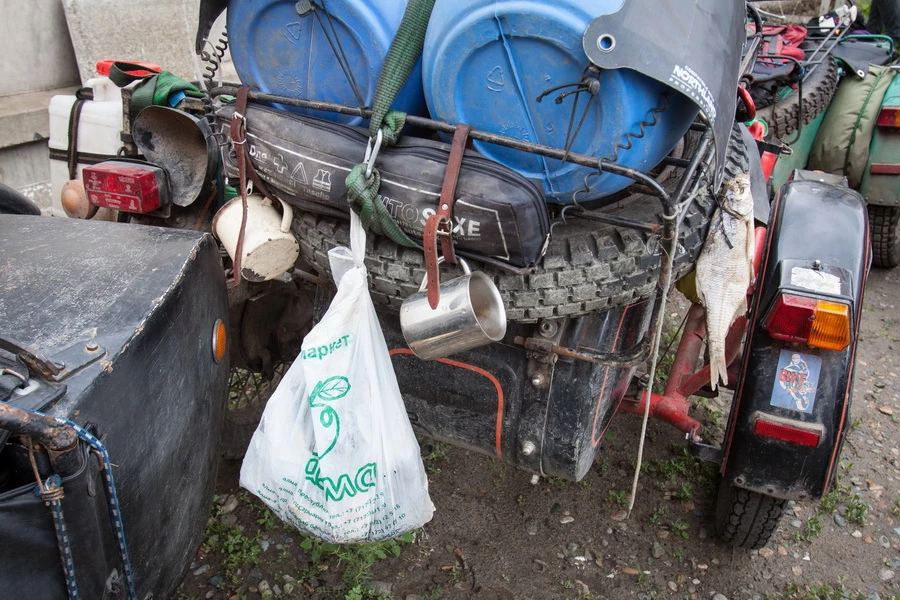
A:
240;213;435;543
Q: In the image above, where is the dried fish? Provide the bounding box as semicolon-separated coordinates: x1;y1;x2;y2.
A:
695;172;755;389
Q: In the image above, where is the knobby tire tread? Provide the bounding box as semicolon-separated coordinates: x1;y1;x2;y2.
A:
868;204;900;269
755;56;839;141
294;126;749;322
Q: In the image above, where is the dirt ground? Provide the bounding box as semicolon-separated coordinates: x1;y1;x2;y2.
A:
174;267;900;600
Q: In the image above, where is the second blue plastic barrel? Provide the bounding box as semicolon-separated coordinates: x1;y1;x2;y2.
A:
228;0;427;126
423;0;700;203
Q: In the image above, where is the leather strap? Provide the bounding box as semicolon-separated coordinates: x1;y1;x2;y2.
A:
229;87;276;284
229;87;252;284
423;214;442;309
66;88;93;180
436;123;472;264
422;123;472;309
231;88;271;198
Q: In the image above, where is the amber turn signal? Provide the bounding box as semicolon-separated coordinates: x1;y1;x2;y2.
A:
808;300;851;351
212;319;227;363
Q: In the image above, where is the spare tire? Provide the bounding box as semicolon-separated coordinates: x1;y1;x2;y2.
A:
294;125;751;322
756;55;839;141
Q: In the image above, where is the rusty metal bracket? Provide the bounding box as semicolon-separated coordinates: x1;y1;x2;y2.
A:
0;403;77;451
0;337;106;382
514;335;652;368
43;341;107;382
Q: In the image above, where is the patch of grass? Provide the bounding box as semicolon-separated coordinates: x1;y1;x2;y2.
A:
422;442;451;475
671;549;685;561
819;489;841;514
344;586;390;600
202;519;262;583
777;581;866;600
635;564;650;586
792;516;823;543
656;447;718;495
298;531;417;587
674;483;694;500
892;495;900;516
649;507;665;525
606;489;628;508
255;506;280;531
419;588;443;600
423;442;450;462
845;495;869;525
670;520;690;540
653;316;683;392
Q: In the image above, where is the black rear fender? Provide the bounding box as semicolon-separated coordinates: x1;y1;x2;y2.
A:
721;170;870;501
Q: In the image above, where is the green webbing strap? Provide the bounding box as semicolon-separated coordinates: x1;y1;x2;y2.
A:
346;164;416;246
343;0;435;246
108;62;203;117
368;0;436;139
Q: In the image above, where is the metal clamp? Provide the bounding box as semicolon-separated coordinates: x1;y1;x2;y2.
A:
364;128;384;179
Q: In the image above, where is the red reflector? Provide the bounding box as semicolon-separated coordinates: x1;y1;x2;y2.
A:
763;293;816;343
754;419;820;447
870;163;900;175
877;106;900;128
84;162;168;213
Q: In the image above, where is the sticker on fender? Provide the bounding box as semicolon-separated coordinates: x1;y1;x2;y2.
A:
770;350;822;414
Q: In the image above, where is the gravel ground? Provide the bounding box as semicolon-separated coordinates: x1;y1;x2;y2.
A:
174;267;900;600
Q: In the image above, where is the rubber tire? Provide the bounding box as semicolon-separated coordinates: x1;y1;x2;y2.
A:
715;481;786;549
294;125;750;322
869;204;900;269
0;183;40;215
756;56;839;141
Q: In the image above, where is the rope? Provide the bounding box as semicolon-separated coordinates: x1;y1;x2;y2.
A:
314;4;366;109
28;441;78;600
626;198;688;517
22;412;138;600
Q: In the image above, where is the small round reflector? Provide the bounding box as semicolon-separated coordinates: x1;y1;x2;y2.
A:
212;319;227;363
61;179;98;220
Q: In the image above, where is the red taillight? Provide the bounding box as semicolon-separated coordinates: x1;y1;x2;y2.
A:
83;161;168;213
763;293;851;351
754;418;821;447
877;106;900;129
764;293;816;342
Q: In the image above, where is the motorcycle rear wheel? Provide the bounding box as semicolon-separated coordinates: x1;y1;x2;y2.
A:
715;480;786;549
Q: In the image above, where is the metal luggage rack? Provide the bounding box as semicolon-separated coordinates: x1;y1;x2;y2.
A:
210;85;718;370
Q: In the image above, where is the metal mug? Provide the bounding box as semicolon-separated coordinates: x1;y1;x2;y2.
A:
400;258;507;360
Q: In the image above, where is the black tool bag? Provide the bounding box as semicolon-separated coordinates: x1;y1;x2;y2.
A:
219;104;550;268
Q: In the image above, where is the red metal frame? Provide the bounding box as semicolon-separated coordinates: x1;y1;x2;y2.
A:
617;227;768;439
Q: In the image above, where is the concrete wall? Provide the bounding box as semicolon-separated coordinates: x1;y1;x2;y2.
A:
0;0;230;206
0;0;80;95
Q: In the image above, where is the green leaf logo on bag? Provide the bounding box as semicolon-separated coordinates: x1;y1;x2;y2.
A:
304;376;378;502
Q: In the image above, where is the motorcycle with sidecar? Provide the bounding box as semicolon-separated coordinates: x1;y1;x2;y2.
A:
0;0;873;597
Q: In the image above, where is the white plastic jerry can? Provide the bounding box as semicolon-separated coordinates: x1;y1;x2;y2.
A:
48;75;125;218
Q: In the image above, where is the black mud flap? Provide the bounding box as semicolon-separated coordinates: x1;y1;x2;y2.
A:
721;171;870;501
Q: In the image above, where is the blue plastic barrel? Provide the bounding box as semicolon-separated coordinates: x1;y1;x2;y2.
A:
228;0;427;126
423;0;700;203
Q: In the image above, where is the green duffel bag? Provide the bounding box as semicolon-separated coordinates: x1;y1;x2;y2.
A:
808;64;897;188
